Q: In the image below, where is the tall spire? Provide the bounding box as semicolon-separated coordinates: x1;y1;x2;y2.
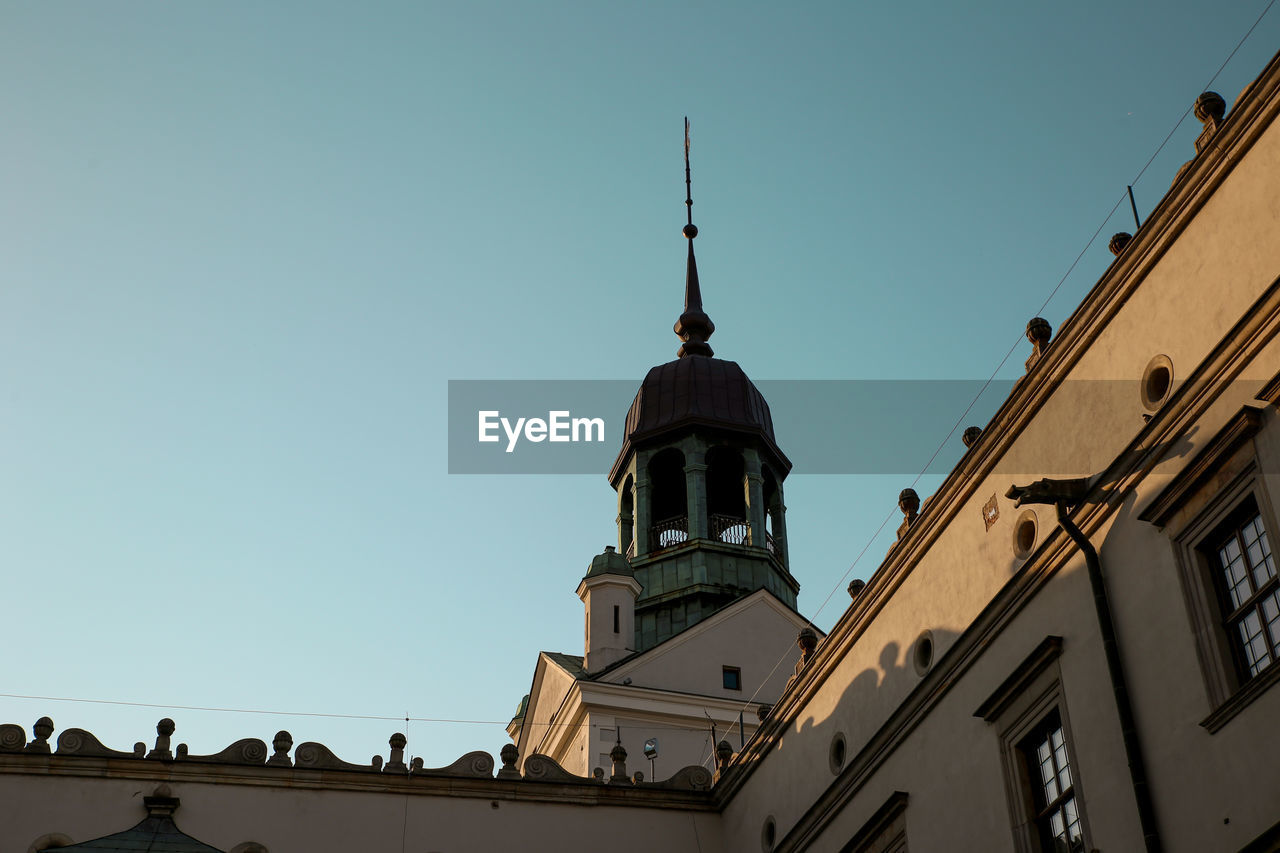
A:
674;117;715;358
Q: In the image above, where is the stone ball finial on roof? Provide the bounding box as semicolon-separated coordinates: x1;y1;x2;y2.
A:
798;627;818;662
848;578;866;599
498;743;521;780
1194;91;1226;124
1025;317;1053;373
962;426;983;448
157;718;176;736
389;732;407;750
268;731;294;766
1026;317;1052;346
715;740;734;774
26;717;54;753
1109;232;1133;256
898;488;920;517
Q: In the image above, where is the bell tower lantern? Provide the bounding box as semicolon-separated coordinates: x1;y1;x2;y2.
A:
607;121;798;653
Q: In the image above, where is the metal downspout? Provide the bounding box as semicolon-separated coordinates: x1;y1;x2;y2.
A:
1054;502;1163;853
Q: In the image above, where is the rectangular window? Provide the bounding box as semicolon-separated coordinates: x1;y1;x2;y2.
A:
1139;404;1280;729
975;636;1090;853
1208;505;1280;679
1018;711;1084;853
722;666;741;691
613;604;620;634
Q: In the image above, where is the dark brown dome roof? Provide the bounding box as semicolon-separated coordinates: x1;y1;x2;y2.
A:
609;357;790;485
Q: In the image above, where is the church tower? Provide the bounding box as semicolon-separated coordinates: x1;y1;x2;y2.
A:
607;123;798;653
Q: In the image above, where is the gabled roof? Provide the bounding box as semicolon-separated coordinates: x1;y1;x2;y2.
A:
542;651;586;679
590;587;820;682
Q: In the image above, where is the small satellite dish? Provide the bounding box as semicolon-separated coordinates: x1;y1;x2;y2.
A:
643;738;659;758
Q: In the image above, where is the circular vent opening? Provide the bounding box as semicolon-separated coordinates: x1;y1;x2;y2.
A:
1014;511;1038;560
1141;355;1174;412
829;732;847;774
913;630;935;675
761;816;777;851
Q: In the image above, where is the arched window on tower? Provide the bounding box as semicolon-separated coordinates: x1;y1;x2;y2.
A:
648;449;688;549
619;474;635;558
707;446;748;545
763;466;782;560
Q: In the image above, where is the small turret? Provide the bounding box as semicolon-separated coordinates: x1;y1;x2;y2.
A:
576;546;641;672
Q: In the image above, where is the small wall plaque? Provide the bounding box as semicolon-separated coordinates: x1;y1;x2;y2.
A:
982;494;1000;531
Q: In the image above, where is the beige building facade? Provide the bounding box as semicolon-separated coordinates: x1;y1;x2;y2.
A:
5;48;1280;853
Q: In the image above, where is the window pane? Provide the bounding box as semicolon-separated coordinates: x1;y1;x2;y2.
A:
1221;544;1252;609
1050;809;1065;840
1063;797;1082;842
1264;591;1280;656
1252;519;1276;579
1239;611;1270;675
1021;713;1085;852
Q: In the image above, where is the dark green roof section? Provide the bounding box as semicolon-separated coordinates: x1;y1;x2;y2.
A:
55;816;224;853
509;693;530;725
542;651;587;679
583;546;633;579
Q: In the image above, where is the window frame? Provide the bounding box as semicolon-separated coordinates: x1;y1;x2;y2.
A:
975;636;1092;853
838;790;908;853
1138;402;1280;731
722;665;742;691
1203;499;1280;680
1017;709;1085;853
1172;469;1280;729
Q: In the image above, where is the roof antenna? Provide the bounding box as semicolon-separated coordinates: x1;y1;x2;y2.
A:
675;117;715;358
1127;185;1142;229
685;117;695;231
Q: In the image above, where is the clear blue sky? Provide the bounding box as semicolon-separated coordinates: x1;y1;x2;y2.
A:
3;0;1277;769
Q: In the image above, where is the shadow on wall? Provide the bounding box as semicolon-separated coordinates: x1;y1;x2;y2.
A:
788;626;962;766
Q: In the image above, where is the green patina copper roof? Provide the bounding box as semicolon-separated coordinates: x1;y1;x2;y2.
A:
543;651;587;678
55;815;224;852
583;546;633;579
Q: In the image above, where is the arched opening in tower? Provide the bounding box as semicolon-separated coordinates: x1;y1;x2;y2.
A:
647;448;688;548
763;465;782;559
619;474;635;558
706;446;748;545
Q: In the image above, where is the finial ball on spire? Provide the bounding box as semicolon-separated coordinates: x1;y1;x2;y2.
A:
683;224;698;239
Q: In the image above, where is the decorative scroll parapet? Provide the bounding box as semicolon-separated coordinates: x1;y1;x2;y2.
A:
0;724;26;752
413;750;495;779
178;738;269;765
294;741;381;773
649;765;713;791
1;717;715;792
56;728;145;759
523;753;591;783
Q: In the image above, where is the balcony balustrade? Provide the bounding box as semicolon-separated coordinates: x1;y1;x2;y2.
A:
710;514;750;546
650;515;689;549
639;514;780;558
